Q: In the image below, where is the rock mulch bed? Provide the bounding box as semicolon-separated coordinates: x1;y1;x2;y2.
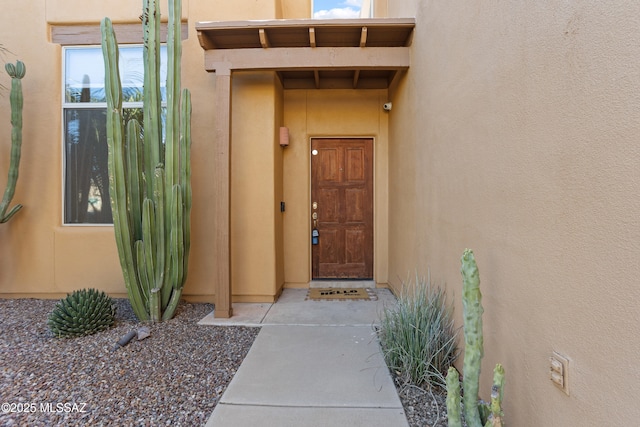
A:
1;297;452;426
0;298;259;426
393;375;451;427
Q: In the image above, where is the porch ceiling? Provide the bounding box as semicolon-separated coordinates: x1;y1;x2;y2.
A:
195;18;415;89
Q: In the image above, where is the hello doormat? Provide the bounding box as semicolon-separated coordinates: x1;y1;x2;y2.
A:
306;288;375;301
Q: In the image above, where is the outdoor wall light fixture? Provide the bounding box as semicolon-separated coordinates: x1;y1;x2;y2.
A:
279;126;289;147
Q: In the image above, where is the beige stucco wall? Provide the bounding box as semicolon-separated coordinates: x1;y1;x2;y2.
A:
6;0;639;423
282;89;389;287
0;0;303;301
387;0;640;425
230;72;283;302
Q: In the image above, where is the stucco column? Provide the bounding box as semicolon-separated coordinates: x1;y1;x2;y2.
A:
213;65;232;318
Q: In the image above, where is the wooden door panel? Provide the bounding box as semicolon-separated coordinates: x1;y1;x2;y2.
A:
319;149;340;182
318;229;340;263
311;138;373;279
345;230;365;263
346;148;366;181
344;188;365;222
317;188;339;223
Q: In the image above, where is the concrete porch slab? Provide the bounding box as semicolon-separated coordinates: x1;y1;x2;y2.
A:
198;302;272;326
198;288;398;326
263;288;396;326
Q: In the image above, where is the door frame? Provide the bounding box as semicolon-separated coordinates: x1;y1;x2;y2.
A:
309;136;375;281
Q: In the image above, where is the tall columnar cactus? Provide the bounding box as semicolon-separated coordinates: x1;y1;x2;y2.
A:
101;0;191;322
446;249;505;427
0;60;25;223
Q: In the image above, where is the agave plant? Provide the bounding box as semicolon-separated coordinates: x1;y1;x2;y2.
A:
48;288;116;338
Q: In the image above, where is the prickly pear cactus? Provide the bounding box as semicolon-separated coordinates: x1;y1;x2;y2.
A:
48;289;116;338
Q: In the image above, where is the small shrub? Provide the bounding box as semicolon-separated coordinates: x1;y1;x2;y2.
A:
378;273;459;389
48;288;116;338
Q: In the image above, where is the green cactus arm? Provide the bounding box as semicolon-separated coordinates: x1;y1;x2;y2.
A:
126;120;144;240
180;88;192;282
461;249;484;427
171;184;185;289
165;0;183;191
140;198;157;294
162;283;183;321
0;61;25;223
101;21;121;109
101;17;148;321
161;184;182;306
135;240;151;302
142;0;163;195
0;204;22;223
107;107;147;320
152;166;166;295
485;363;505;427
163;0;184;306
478;402;490;426
493;363;505;411
446;366;462;427
141;168;167;323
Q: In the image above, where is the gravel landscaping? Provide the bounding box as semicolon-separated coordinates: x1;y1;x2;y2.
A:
0;298;258;426
393;376;450;427
1;297;448;426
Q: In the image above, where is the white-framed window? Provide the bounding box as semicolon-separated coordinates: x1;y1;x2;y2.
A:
62;45;167;225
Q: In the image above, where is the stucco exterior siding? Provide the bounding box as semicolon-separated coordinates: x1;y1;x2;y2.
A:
0;0;307;301
387;1;640;425
1;0;640;424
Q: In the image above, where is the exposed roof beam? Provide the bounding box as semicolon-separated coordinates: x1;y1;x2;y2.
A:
283;77;390;90
403;29;414;47
388;70;406;94
360;27;368;47
309;27;316;47
204;46;410;72
259;28;270;48
197;31;216;50
353;70;360;88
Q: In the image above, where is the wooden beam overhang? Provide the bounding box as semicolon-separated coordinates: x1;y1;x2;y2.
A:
196;18;414;318
203;46;410;72
196;18;414;91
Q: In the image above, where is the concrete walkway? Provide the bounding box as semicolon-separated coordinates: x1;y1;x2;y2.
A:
200;287;409;427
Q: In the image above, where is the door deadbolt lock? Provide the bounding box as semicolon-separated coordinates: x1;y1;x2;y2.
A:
312;202;318;210
312;212;318;220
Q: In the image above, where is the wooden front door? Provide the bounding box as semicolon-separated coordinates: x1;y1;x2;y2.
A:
311;138;373;279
